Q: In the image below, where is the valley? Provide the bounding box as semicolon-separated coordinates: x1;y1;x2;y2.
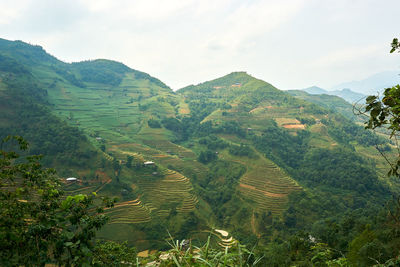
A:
1;38;399;264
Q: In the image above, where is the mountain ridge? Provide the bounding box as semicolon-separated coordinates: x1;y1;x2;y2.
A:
299;85;366;103
0;37;394;252
330;70;400;94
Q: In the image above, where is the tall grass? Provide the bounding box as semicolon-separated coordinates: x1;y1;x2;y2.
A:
139;231;263;266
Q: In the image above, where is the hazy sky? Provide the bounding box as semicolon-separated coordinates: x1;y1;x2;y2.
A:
1;0;399;90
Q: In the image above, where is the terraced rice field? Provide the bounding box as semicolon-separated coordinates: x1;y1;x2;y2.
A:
274;117;301;126
221;149;301;214
137;169;198;215
111;143;208;181
213;229;237;248
63;180;110;195
45;73;175;144
142;139;196;159
104;198;152;224
239;159;301;213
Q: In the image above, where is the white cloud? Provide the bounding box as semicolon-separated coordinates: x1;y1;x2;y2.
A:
0;0;30;25
214;0;306;48
79;0;192;21
308;45;382;68
0;0;399;90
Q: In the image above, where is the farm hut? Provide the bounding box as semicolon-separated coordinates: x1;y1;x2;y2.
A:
144;161;155;166
66;177;78;182
231;82;242;87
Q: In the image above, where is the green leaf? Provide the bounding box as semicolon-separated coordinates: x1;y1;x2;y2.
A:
65;231;74;239
366;95;377;104
172;255;181;267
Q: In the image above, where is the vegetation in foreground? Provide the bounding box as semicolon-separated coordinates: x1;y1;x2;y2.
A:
0;136;116;266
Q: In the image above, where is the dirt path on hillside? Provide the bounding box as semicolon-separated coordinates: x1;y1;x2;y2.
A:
283;124;305;129
106;199;142;209
239;183;287;198
95;178;111;193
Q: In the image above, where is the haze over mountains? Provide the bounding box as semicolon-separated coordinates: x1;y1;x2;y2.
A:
289;70;399;105
299;86;366;104
331;70;400;95
0;37;398;262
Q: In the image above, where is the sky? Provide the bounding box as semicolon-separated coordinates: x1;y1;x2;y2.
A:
0;0;399;90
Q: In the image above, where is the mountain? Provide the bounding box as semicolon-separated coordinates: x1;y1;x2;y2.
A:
300;86;366;103
287;90;362;122
0;38;395;254
0;45;103;176
332;88;366;103
302;86;327;95
177;71;391;214
331;70;400;95
0;38;217;249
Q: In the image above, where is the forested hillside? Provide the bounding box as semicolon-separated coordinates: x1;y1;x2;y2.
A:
1;38;399;265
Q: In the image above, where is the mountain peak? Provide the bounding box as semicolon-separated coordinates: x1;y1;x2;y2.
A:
331;70;400;94
0;38;60;65
302;86;327;95
300;85;365;103
217;71;253;82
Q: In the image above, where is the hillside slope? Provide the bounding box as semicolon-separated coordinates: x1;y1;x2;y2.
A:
0;38;219;249
0;38;395;249
177;72;391;234
287;89;361;122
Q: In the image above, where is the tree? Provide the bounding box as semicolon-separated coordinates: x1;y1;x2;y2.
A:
390;38;400;53
363;38;400;177
126;155;133;168
0;136;115;266
365;85;400;177
92;241;137;266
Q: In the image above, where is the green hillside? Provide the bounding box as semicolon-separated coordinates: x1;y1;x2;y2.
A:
177;72;392;233
287;89;362;122
0;39;397;255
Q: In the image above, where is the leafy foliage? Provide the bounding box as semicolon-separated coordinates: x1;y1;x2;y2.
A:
228;144;258;158
0;38;59;65
147;234;264;266
92;241;137;266
72;59;129;86
298;147;386;194
198;149;218;164
0;54;29;74
390;38;400;53
364;85;400;177
0;136;115;266
148;118;162;128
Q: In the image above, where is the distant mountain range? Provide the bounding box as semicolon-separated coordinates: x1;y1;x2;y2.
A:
296;70;400;104
300;86;366;104
330;70;400;95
